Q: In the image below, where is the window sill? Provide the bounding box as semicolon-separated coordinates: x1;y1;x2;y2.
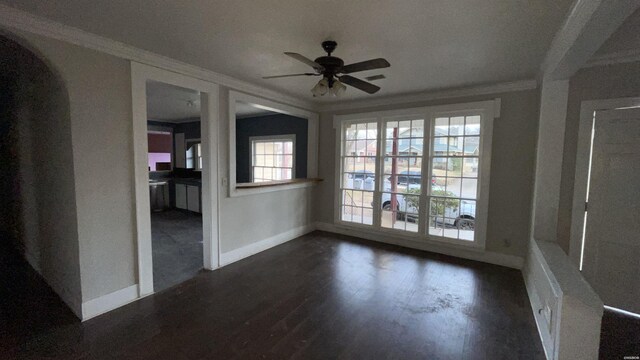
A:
231;178;322;196
331;220;485;251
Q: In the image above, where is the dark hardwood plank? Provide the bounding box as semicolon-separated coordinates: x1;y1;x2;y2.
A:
1;231;546;359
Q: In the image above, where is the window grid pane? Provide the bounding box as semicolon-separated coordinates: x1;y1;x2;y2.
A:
340;122;377;226
381;119;424;233
251;139;294;182
428;115;480;241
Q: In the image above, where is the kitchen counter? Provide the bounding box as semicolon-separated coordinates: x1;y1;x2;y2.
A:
172;178;201;186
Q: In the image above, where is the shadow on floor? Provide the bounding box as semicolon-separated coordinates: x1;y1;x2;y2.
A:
599;307;640;359
0;245;79;358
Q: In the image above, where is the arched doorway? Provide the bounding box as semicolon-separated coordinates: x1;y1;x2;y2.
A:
0;33;82;340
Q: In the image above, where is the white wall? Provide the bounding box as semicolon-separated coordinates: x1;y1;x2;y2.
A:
1;33;83;316
3;28;318;315
9;30;138;304
314;89;540;259
217;87;315;257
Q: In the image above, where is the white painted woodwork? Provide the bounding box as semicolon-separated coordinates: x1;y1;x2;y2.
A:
174;133;186;168
581;108;640;314
531;80;569;243
187;185;200;213
332;99;497;249
132;62;220;295
524;239;603;360
175;184;187;210
228;91;319;197
540;0;640;80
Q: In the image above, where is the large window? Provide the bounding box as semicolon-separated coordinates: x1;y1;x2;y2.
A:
339;122;377;225
251;135;295;182
335;101;494;247
381;119;424;232
428;115;480;241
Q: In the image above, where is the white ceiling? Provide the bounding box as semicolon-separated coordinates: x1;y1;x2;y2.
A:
146;81;201;122
3;0;575;103
236;102;278;119
147;81;276;122
593;8;640;58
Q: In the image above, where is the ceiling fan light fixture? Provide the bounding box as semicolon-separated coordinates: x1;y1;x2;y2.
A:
330;79;346;97
311;78;329;97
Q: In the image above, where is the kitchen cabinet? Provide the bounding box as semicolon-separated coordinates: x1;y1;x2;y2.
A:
175;133;186;168
187;185;200;212
174;182;201;213
175;183;187;210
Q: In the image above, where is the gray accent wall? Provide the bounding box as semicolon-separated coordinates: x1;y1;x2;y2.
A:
235;114;308;183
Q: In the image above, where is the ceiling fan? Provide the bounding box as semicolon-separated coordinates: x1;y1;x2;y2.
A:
263;41;390;97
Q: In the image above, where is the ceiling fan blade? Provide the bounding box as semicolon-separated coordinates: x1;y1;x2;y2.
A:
339;75;381;94
284;52;325;71
341;58;390;74
262;73;318;79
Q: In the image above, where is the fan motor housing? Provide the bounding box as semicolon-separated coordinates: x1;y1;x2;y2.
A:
315;56;344;77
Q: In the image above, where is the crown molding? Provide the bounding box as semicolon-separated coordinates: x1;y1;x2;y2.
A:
583;48;640;68
0;4;316;111
316;79;537;113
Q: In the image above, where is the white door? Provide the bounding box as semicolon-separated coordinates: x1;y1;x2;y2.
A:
581;107;640;314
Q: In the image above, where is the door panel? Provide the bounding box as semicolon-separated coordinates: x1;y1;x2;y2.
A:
582;108;640;314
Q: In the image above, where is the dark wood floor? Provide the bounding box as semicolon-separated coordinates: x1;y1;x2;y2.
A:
599;308;640;359
3;231;550;359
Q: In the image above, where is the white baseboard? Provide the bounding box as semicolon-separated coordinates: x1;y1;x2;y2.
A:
315;222;524;269
81;284;139;321
220;223;315;266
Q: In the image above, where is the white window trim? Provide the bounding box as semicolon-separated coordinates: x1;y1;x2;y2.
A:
229;91;319;197
185;138;202;171
333;99;498;250
249;134;296;182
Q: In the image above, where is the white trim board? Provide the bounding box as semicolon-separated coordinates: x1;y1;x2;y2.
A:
131;62;221;297
315;222;524;269
585;48;640;68
219;224;316;266
0;3;314;111
228;91;320;197
81;284;139;321
318;80;534;113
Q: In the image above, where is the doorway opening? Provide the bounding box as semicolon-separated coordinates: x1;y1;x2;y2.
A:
131;63;219;297
578;107;640;316
146;80;205;292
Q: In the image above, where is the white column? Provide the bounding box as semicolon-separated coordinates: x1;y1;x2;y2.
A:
531;79;569;243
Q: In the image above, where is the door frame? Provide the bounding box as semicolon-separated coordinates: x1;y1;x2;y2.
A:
569;96;640;268
131;62;220;297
